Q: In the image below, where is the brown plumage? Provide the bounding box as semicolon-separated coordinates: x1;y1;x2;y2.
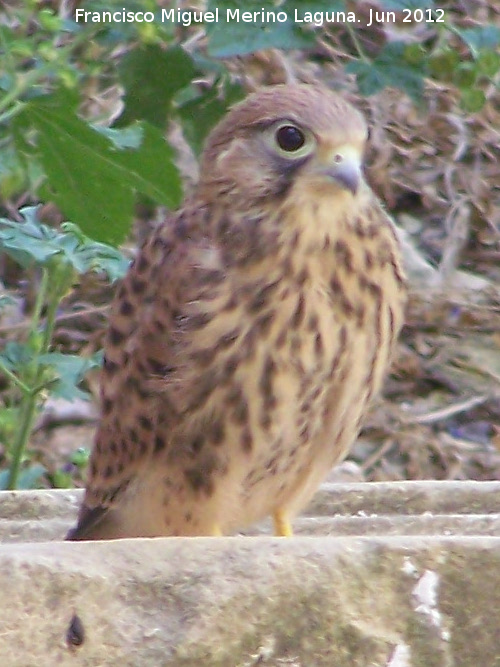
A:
67;84;406;540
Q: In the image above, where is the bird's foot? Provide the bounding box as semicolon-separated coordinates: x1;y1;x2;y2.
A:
273;509;293;537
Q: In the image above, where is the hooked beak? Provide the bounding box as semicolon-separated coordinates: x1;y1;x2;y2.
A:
318;145;362;195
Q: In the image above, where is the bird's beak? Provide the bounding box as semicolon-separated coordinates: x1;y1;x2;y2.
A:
318;145;362;195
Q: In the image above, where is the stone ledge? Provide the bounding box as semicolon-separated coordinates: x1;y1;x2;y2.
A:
308;480;500;516
1;536;499;667
2;481;500;542
1;482;499;666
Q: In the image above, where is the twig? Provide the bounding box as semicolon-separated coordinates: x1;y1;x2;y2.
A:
0;304;109;336
400;394;489;425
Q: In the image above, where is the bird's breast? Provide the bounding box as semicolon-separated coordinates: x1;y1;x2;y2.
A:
165;213;405;528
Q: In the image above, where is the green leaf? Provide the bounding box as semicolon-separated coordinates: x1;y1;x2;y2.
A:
93;125;144;150
0;209;66;268
428;49;460;82
346;42;426;100
477;50;500;77
404;44;427;66
116;44;197;128
0;295;16;308
206;0;341;57
453;63;477;89
376;0;434;9
0;470;10;491
71;447;91;468
14;95;182;245
0;465;48;491
0;144;27;199
15;106;131;245
0;341;33;372
0;406;17;441
37;351;102;401
59;223;130;281
102;122;182;206
0;209;129;280
38;9;63;32
346;60;384;97
460;89;486;113
177;80;245;156
50;469;74;489
17;464;47;490
456;26;500;57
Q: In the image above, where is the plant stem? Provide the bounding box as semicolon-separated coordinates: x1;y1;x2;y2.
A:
6;262;74;489
0;27;93;118
6;392;38;490
0;71;40;117
6;268;49;489
345;25;370;63
0;101;26;125
0;363;31;394
30;268;49;342
40;268;67;354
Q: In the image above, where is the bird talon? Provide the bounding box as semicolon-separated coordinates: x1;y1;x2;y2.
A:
273;510;293;537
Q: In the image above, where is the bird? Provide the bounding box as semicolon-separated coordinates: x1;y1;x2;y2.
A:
67;83;406;540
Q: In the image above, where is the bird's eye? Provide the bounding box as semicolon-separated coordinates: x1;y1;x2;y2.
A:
262;121;315;160
275;125;306;152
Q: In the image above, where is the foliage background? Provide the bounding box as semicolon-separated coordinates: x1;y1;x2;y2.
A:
0;0;499;489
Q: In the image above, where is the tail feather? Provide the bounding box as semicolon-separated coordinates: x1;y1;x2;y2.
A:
66;505;108;541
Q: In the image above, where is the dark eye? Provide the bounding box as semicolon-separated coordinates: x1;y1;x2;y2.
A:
275;125;306;152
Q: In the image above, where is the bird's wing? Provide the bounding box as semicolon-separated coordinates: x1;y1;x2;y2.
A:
68;204;218;539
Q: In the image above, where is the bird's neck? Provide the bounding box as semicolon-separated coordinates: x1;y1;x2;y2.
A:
277;182;378;256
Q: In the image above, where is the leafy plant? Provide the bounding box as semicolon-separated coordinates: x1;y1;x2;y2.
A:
0;0;243;244
1;0;498;243
0;208;128;489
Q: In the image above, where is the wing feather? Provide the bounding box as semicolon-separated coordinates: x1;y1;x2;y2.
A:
68;204;214;538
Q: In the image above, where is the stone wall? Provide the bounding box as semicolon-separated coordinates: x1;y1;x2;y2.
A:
1;481;499;666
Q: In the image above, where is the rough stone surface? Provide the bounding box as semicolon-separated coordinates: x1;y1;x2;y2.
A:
0;482;499;666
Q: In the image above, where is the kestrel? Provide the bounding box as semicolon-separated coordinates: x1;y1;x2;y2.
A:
67;84;406;540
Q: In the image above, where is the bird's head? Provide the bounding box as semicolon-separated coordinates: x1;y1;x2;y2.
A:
198;84;369;205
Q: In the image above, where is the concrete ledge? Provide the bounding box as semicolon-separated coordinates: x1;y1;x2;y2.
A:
1;482;499;666
2;481;500;542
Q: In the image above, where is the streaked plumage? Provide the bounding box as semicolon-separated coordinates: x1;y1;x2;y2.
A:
67;84;406;540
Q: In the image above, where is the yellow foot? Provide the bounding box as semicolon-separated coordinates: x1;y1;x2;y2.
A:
211;524;223;536
273;509;293;537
